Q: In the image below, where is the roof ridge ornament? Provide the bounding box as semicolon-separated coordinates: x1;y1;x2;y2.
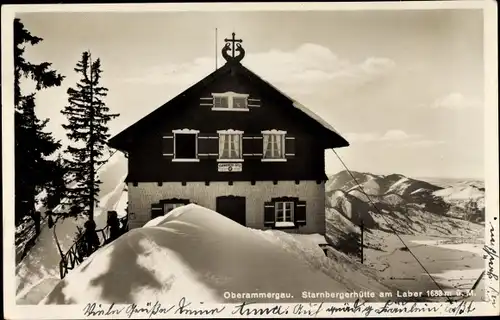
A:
222;32;245;64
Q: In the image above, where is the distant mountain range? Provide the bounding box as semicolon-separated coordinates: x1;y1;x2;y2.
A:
325;170;485;241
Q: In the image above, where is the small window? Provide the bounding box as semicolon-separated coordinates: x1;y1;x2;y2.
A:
218;130;243;161
263;132;286;160
173;129;199;162
212;92;249;111
275;201;294;227
163;203;186;214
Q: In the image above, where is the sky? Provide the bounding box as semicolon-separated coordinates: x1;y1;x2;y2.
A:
15;7;485;179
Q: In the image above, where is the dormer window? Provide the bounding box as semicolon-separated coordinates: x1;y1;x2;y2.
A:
212;92;249;111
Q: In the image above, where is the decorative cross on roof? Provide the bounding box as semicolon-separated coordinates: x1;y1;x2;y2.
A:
222;32;245;64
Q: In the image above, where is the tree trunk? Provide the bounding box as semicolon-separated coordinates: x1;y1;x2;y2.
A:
89;52;95;222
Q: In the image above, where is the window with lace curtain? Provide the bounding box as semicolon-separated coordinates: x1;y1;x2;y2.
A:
217;130;243;161
262;130;286;161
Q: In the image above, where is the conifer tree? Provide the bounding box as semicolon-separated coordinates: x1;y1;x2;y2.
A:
61;51;119;221
43;154;68;211
14;18;64;224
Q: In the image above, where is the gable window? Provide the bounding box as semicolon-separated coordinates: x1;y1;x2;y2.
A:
275;201;294;227
173;129;199;162
262;130;286;161
217;130;243;162
212;92;249;111
214;96;229;109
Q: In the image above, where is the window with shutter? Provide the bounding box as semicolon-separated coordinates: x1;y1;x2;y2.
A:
262;130;287;162
159;199;190;216
201;95;260;108
211;92;249;111
217;130;243;161
264;197;306;229
172;129;199;162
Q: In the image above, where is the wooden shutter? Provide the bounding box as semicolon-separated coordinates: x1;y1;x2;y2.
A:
264;201;276;228
253;136;263;157
151;203;164;219
294;200;306;226
162;134;174;158
198;133;218;159
199;97;213;107
242;134;261;157
285;136;295;158
248;98;261;108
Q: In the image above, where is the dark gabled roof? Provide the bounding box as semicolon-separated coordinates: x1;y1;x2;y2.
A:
108;62;349;151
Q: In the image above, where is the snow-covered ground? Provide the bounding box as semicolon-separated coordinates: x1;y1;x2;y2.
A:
40;204;391;305
433;185;485;215
411;239;485;295
411;239;484;255
15;186;128;305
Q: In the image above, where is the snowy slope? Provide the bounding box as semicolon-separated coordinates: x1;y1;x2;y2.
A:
433;185;485;210
41;204;390;305
325;170;485;258
15;154;128;304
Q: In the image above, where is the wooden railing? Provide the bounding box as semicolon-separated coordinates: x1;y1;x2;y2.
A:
59;216;128;279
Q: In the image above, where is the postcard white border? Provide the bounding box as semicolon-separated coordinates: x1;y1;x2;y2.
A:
2;1;499;318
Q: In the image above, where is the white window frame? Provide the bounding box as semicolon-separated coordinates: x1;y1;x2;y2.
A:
217;129;244;162
172;129;200;162
275;201;294;227
262;130;287;162
212;92;250;112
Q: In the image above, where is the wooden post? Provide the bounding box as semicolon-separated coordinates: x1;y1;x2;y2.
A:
360;221;364;264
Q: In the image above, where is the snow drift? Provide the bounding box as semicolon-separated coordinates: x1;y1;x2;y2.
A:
41;204;390;305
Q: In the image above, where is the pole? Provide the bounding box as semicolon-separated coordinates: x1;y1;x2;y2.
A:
360;221;364;264
215;28;218;70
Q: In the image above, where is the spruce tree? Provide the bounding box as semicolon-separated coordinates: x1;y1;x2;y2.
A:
43;154;68;211
14;18;64;224
61;51;119;221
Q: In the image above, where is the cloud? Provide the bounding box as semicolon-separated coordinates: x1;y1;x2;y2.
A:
345;129;444;148
405;140;446;147
431;92;481;110
122;43;396;95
